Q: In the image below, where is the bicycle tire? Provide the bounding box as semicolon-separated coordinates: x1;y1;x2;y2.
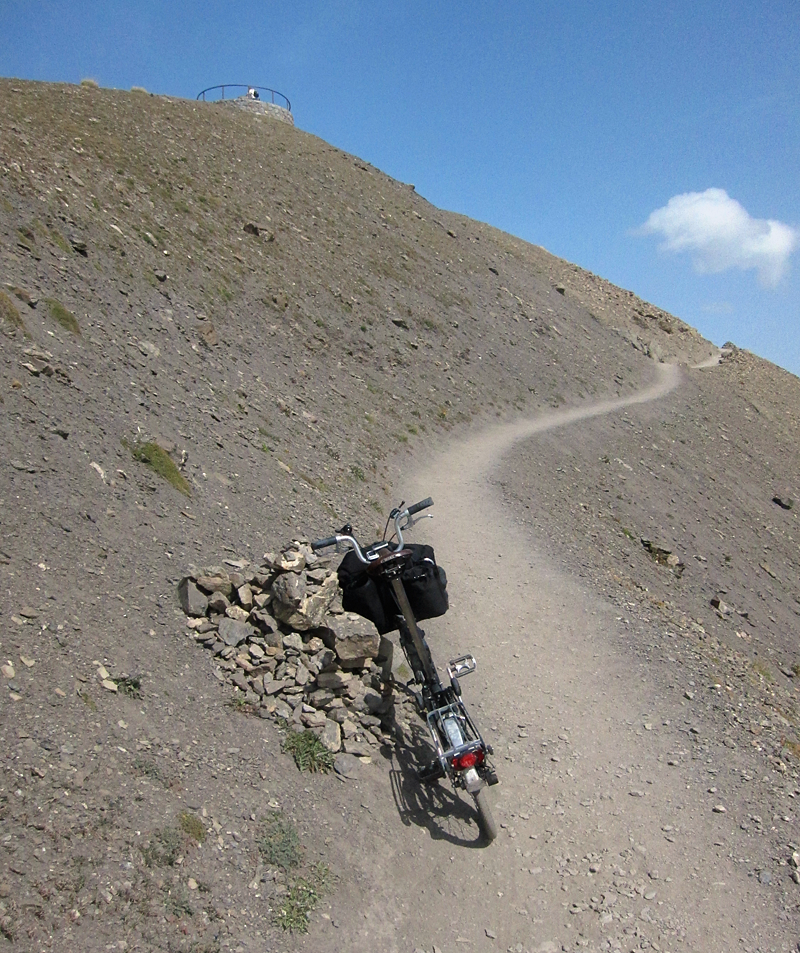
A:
474;787;497;842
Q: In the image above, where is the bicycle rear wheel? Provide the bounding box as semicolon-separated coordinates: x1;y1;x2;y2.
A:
474;787;497;842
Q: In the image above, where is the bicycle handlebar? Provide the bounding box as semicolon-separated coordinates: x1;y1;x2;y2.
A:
311;497;434;562
407;496;433;516
312;536;339;550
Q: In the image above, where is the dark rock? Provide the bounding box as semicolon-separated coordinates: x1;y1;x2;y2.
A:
207;590;231;614
272;571;306;608
217;618;254;647
196;571;233;597
333;753;363;778
178;577;208;617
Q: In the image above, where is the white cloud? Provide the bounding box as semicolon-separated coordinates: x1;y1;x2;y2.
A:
640;188;798;287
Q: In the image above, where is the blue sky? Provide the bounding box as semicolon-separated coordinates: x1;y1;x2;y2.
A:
3;0;799;373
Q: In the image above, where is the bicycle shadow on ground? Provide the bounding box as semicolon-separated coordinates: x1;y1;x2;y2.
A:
382;720;489;849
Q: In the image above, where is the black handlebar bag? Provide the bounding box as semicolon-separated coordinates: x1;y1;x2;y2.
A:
338;543;448;634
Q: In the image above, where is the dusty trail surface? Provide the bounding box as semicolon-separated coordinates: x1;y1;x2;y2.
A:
308;364;788;953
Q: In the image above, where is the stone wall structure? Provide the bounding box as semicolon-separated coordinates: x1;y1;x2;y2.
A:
178;540;414;759
219;96;294;125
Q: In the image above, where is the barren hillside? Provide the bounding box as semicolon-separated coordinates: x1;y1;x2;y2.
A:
0;79;797;953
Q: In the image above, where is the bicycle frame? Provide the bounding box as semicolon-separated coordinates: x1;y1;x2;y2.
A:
312;497;498;839
383;550;494;795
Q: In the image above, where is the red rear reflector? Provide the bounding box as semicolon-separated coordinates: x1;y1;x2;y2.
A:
452;748;485;771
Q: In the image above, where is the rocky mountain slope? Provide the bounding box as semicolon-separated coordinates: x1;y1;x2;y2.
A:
0;79;798;952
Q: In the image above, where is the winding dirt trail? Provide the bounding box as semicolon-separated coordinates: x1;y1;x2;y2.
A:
311;363;784;953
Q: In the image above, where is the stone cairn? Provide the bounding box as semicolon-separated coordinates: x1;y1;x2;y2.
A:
178;541;405;758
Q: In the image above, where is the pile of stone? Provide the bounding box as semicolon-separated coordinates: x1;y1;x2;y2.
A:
178;541;402;758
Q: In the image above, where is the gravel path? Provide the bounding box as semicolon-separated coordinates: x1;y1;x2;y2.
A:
306;362;791;953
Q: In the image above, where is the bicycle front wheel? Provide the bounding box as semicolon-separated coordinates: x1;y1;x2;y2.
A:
474;786;497;842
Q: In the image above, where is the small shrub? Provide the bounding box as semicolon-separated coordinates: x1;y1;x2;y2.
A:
142;826;183;867
178;811;206;843
164;885;194;918
350;465;366;482
131;86;148;94
117;675;142;697
273;864;331;934
281;728;335;773
123;439;191;496
0;291;24;331
257;812;302;870
44;297;80;335
133;756;170;785
80;78;99;88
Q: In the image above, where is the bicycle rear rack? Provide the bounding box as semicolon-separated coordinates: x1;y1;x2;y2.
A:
427;699;486;769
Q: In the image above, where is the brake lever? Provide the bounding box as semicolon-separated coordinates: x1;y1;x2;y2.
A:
400;512;433;532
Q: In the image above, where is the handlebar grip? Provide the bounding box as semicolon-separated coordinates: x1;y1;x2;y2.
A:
407;496;433;516
311;536;339;551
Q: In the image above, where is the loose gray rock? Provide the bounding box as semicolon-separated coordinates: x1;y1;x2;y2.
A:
323;612;381;665
320;719;342;752
217;618;255;647
207;590;231;614
195;570;233;597
272;572;338;630
178;577;208;617
333;753;362;778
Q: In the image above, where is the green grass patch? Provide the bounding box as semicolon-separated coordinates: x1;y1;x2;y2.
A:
350;465;366;482
751;661;773;683
49;228;71;254
17;226;36;249
226;692;251;711
178;811;206;843
44;297;80;335
79;691;97;712
0;291;25;331
123;439;191;496
116;675;142;697
281;727;335;774
273;864;331;934
782;738;800;761
257;812;302;870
